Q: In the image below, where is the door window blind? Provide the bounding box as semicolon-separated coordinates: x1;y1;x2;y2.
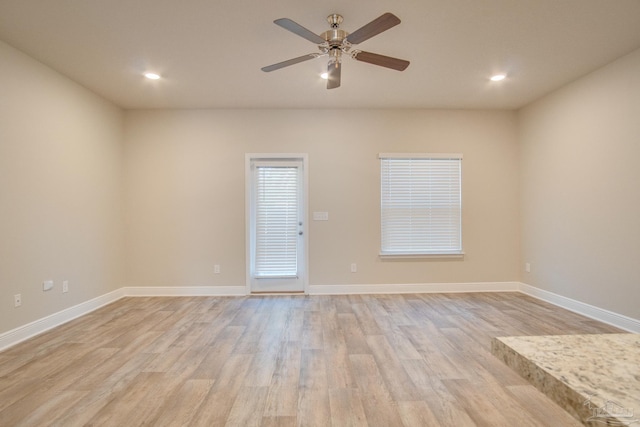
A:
254;165;299;277
380;154;462;255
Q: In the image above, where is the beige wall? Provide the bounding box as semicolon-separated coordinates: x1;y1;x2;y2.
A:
518;48;640;319
0;41;125;334
124;109;520;288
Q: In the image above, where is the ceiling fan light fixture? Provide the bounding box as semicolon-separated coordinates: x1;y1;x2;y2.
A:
144;72;161;80
262;12;410;89
490;74;506;82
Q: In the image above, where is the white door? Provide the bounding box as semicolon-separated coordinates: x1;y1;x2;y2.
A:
247;156;307;293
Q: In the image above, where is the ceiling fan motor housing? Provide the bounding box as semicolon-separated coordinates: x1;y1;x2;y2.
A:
320;25;349;64
321;29;349;47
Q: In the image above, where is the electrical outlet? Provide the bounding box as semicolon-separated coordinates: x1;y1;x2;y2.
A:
14;294;21;307
525;263;531;273
214;264;220;274
350;263;357;273
62;280;69;293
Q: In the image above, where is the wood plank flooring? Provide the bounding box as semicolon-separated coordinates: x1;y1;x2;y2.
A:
0;293;621;426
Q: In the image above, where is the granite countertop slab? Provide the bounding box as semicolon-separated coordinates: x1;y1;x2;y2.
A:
492;333;640;426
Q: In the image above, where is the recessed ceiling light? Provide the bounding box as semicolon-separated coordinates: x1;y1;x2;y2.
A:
490;74;506;82
144;72;161;80
320;72;328;80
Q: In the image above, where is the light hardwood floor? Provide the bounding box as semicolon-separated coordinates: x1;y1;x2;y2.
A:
0;293;621;426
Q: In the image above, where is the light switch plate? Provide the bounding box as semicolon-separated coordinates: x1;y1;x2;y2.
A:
313;211;329;221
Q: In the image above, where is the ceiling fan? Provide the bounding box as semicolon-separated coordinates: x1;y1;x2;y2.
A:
261;13;410;89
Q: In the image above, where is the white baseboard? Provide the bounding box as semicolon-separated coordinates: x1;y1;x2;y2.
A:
308;281;520;295
518;282;640;333
123;286;246;297
0;288;125;352
2;282;637;352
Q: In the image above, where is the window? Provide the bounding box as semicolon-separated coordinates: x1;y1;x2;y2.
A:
380;153;463;257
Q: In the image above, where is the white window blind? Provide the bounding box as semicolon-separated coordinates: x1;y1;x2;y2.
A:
380;154;462;256
254;165;299;277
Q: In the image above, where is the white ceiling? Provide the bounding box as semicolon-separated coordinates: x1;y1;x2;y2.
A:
1;0;640;110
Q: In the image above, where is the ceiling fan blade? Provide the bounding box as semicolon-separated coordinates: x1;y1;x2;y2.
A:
274;18;326;44
261;54;317;72
327;61;341;89
346;13;401;45
353;51;410;71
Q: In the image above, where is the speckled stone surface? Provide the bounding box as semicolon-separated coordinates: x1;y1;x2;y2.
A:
492;334;640;426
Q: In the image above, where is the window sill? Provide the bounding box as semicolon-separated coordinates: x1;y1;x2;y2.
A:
379;252;465;261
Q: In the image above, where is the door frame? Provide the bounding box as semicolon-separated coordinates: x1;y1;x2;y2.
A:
245;153;309;294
